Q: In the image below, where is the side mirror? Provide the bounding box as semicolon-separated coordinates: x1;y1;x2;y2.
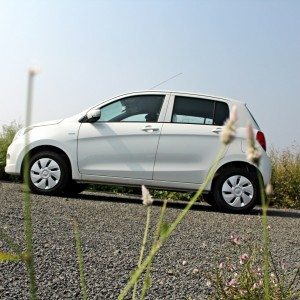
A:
85;108;101;123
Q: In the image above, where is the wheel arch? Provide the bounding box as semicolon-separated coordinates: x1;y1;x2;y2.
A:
212;161;262;190
21;145;72;177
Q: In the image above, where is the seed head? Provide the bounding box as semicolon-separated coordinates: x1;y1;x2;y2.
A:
265;183;273;196
206;280;212;287
220;105;238;145
246;124;261;166
141;185;153;206
28;66;41;76
230;105;238;123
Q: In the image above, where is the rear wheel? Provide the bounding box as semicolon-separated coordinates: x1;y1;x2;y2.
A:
213;167;259;213
25;151;70;195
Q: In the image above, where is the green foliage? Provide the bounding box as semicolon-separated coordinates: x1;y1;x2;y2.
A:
73;220;88;300
88;184;193;201
0;122;21;181
269;145;300;209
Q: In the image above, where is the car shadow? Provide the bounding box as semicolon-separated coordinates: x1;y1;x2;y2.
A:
66;191;300;219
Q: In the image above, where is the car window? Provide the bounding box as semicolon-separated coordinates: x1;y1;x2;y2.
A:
122;114;147;122
172;96;214;125
97;95;165;123
172;96;229;126
214;101;229;126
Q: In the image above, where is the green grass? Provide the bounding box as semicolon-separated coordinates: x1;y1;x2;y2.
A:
0;122;21;181
269;145;300;209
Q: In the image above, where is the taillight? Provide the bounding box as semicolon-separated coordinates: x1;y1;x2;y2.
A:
256;131;266;151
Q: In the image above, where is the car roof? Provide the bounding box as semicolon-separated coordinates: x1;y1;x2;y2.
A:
109;90;245;105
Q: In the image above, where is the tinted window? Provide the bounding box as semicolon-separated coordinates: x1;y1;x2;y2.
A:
172;96;229;126
97;95;164;122
214;101;229;126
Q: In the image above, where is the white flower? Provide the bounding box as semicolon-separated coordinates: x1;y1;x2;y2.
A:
218;262;225;269
230;234;242;246
141;185;153;206
252;282;260;289
220;105;238;145
239;253;249;265
226;278;238;287
228;264;236;272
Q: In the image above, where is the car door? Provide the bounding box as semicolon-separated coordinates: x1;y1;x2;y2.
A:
78;93;169;180
153;94;229;184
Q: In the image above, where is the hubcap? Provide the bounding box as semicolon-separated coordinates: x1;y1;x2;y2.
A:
221;175;254;208
30;158;61;190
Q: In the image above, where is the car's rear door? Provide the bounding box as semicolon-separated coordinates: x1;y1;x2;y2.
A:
77;93;170;180
153;93;229;184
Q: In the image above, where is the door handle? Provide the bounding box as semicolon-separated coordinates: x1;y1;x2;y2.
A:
142;126;159;132
212;128;222;134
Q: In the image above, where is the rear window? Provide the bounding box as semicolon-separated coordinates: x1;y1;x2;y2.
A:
172;96;229;126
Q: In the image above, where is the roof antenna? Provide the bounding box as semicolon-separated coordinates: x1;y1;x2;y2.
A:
148;72;182;90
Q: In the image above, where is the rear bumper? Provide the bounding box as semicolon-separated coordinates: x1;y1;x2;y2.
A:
259;152;272;185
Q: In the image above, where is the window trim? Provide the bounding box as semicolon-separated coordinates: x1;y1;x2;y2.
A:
170;95;229;126
94;94;167;123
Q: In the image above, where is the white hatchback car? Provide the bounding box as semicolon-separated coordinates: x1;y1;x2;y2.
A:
6;91;271;212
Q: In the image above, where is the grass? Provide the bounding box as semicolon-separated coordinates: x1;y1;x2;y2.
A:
269;145;300;209
0;121;21;181
208;236;300;299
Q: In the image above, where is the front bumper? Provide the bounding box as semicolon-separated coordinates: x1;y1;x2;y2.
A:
5;139;26;176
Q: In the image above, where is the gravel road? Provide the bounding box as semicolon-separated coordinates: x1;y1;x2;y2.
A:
0;181;299;299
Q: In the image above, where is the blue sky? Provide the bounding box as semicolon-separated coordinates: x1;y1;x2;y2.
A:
0;0;299;148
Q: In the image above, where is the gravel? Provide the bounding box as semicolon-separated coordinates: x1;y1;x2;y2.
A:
0;181;299;299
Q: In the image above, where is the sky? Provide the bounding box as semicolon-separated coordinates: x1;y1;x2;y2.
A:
0;0;299;149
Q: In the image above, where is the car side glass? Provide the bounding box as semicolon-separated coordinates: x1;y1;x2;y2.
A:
172;96;214;125
96;95;164;123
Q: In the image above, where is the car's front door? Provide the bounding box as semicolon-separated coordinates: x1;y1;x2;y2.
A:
153;94;230;184
78;94;169;180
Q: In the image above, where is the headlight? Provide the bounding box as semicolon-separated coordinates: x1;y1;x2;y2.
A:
13;127;33;141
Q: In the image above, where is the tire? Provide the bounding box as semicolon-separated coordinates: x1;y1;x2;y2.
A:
212;167;259;213
25;151;70;195
202;193;217;208
64;181;88;195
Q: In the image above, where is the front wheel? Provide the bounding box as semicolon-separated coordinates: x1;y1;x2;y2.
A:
213;167;259;213
64;181;88;195
25;151;70;195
